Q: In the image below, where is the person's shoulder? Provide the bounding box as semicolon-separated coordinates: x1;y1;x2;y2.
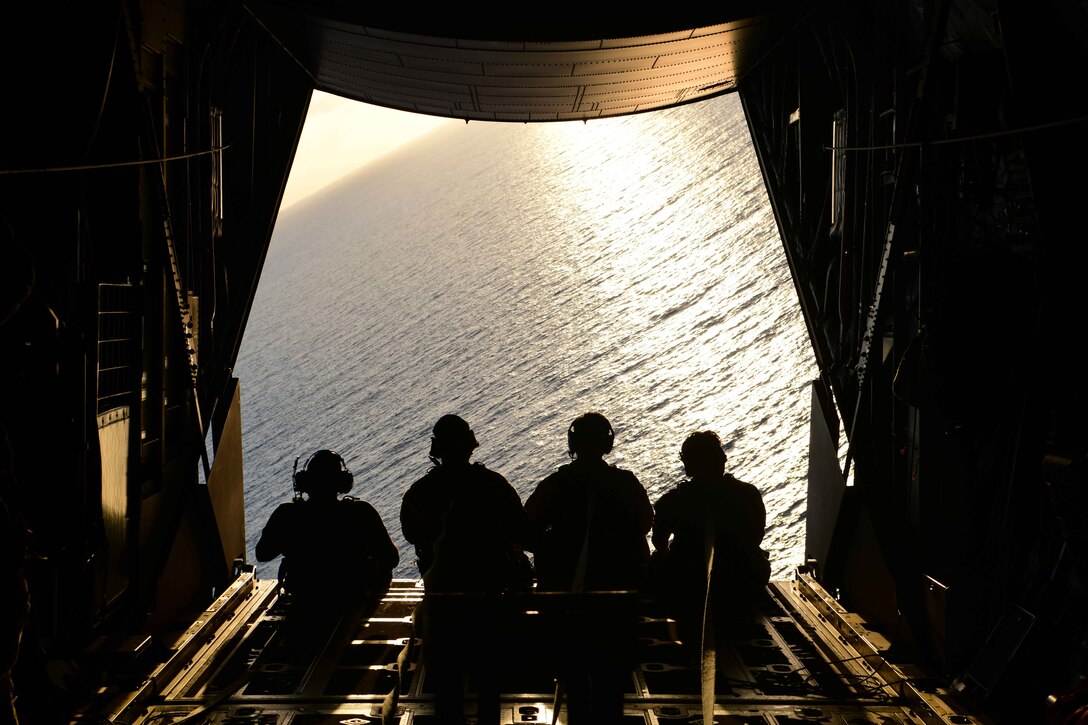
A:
406;467;441;491
533;464;569;490
470;461;505;480
473;462;518;488
543;462;570;478
264;498;311;531
661;478;705;505
656;483;684;502
340;496;382;520
652;487;676;513
723;473;764;502
607;463;641;484
268;499;300;517
725;473;760;492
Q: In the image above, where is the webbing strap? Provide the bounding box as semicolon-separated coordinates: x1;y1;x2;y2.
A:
552;488;595;725
700;508;716;725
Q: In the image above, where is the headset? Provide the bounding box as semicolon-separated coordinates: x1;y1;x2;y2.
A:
428;414;479;464
292;449;354;497
567;412;614;459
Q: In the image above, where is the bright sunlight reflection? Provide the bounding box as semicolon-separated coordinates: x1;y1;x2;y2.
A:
243;94;819;581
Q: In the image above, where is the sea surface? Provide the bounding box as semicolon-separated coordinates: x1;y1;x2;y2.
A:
234;94;819;583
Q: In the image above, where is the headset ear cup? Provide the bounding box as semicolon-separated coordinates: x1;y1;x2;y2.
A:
295;469;310;494
338;469;353;494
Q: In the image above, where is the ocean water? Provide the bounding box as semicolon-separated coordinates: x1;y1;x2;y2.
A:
234;94;819;583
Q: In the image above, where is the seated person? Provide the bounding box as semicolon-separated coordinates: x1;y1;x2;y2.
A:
651;430;770;650
256;449;400;616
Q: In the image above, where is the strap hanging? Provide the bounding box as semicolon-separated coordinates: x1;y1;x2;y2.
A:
700;505;716;725
552;481;595;725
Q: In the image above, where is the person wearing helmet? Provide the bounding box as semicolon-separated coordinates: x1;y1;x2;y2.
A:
255;449;400;615
399;414;530;725
523;412;653;725
651;430;769;651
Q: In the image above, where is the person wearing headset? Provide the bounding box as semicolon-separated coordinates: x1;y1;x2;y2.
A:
399;413;531;592
523;411;653;725
524;411;653;593
255;449;400;614
399;414;530;725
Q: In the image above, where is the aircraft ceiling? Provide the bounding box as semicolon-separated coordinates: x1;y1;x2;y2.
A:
250;3;806;122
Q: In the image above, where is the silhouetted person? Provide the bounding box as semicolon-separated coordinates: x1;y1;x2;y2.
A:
400;414;530;725
255;449;399;621
524;412;653;724
525;412;653;592
400;414;531;591
651;430;770;653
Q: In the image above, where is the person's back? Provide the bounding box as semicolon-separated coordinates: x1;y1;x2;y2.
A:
260;497;398;603
399;414;529;725
652;431;769;647
400;415;530;594
526;456;652;592
412;460;530;593
256;449;400;614
654;474;768;597
524;412;652;725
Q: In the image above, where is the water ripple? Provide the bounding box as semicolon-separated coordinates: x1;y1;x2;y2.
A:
237;94;819;583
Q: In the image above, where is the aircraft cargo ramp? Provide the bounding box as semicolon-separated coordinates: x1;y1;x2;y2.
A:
70;570;985;724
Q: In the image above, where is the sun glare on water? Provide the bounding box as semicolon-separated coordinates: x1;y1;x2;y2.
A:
244;95;818;580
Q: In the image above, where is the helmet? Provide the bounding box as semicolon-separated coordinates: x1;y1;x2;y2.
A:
293;449;353;495
429;414;479;461
567;412;614;458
